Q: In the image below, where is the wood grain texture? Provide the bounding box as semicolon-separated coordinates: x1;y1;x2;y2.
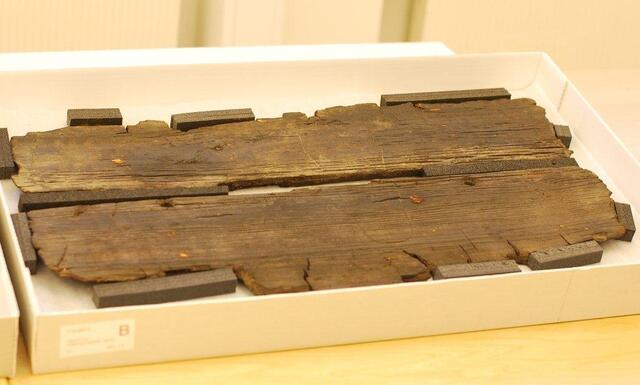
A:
10;99;569;193
18;185;228;211
422;157;576;177
27;166;624;294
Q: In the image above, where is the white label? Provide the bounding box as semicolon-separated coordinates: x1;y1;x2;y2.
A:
59;319;135;358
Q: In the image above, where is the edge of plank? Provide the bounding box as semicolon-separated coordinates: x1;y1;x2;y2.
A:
553;124;572;148
170;108;255;131
0;128;16;179
92;268;237;308
10;213;37;274
380;87;511;107
614;201;635;242
19;185;229;211
528;240;603;270
433;260;520;280
67;108;123;126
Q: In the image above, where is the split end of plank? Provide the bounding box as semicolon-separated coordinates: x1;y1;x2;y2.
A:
170;108;255;131
126;120;171;134
528;240;603;270
10;213;37;274
380;87;511;107
553;125;572;148
67;108;123;126
0;128;16;179
614;202;635;242
18;185;229;212
92;268;237;308
423;157;577;178
432;260;520;280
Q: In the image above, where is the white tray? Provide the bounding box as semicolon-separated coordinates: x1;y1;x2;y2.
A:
1;43;639;374
0;239;18;377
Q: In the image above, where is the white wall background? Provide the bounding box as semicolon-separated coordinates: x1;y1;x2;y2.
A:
0;0;638;70
0;0;184;51
419;0;640;69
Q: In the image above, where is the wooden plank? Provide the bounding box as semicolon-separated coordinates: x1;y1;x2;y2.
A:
554;125;572;147
27;166;626;295
18;186;229;211
614;202;635;242
0;128;15;179
11;99;569;193
432;260;520;280
423;158;577;177
380;88;511;106
527;241;603;270
92;268;237;308
170;108;255;131
10;213;37;274
67;108;122;126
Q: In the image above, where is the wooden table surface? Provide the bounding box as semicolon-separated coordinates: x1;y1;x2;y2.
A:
8;315;640;385
6;68;640;385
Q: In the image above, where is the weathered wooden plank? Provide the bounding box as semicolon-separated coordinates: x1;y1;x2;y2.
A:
554;125;572;148
18;186;229;211
11;99;569;193
614;202;635;242
527;241;603;270
170;108;255;131
67;108;122;126
27;166;625;294
0;128;15;179
92;268;237;308
432;260;520;280
10;213;37;274
422;158;577;177
380;88;511;106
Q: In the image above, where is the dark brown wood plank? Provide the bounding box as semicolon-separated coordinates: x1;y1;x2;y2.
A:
11;99;569;193
0;128;16;179
67;108;122;126
554;125;572;148
10;213;37;274
432;260;520;280
170;108;255;131
18;186;229;211
422;158;577;177
527;241;603;270
28;166;625;294
380;88;510;106
614;202;635;241
92;268;237;308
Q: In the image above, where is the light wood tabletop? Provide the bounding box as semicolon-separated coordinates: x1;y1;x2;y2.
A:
9;315;640;385
6;68;640;385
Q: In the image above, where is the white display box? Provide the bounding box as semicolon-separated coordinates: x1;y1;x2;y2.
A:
1;43;639;374
0;238;18;377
